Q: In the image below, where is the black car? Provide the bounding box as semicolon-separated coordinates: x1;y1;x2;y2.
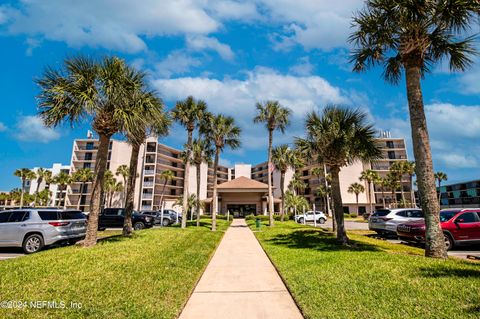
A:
140;209;182;226
98;208;154;231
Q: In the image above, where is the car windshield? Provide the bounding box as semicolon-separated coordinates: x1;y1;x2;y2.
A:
440;211;458;222
372;209;390;217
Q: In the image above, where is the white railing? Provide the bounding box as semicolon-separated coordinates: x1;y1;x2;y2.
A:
142;194;153;199
144;170;155;175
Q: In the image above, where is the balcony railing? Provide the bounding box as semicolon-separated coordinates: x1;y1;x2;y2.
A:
144;170;155;175
143;181;154;187
142;193;153;199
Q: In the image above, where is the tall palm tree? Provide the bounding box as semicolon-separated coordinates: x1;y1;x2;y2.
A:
349;1;479;257
103;170;116;208
121;79;170;236
385;172;401;208
296;106;381;244
288;173;307;196
159;170;175;209
33;168;49;207
14;168;36;207
315;184;330;213
203;114;241;231
72;168;94;210
360;169;380;215
188;138;213;227
348;182;365;216
284;190;310;215
116;165;130;207
390;161;406;205
272;145;303;221
403;161;416;207
434;172;448;203
254;101;291;226
377;176;387;209
37;56;144;247
171;96;207;229
53;171;71;209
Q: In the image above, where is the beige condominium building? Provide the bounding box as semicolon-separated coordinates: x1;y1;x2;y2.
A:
64;131;409;216
26;163;71;207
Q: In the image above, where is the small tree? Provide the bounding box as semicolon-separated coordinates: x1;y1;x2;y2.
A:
434;172;448;203
52;171;72;209
116;165;130;207
360;169;380;215
348;182;365;216
159;170;175;209
72;168;94;210
14;168;36;207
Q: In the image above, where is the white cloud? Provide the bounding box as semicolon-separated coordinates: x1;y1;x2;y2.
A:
210;1;259;21
186;35;235;61
155;52;201;78
457;66;480;95
376;103;480;171
153;67;351;151
289;56;314;76
14;116;60;143
0;122;7;131
2;0;220;53
260;0;363;51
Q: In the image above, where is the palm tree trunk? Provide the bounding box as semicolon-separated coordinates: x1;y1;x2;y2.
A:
356;194;359;215
330;166;347;244
123;142;140;236
368;181;373;215
84;133;111;248
410;175;416;207
381;188;386;208
109;191;113;208
399;176;405;207
34;178;42;207
20;179;25;207
196;163;201;227
405;64;446;258
160;180;168;208
63;186;67;209
437;181;442;202
77;182;85;210
182;130;193;229
267;129;274;226
280;171;285;222
211;148;220;231
123;177;128;207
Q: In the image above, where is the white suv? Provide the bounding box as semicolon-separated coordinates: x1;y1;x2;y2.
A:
295;211;327;224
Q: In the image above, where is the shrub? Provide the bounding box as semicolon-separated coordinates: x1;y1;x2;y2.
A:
350;213;358;218
245;214;269;221
344;213;351;218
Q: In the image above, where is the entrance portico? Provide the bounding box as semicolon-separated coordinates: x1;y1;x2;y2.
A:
204;176;281;216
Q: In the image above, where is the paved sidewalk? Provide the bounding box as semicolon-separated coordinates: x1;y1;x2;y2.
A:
179;219;303;319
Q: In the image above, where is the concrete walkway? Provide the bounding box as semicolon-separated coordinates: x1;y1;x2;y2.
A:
179;219;303;319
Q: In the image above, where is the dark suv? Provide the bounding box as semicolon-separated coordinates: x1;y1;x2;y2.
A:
98;208;154;231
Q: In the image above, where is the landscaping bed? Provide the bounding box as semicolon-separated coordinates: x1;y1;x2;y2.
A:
248;221;480;319
0;219;230;319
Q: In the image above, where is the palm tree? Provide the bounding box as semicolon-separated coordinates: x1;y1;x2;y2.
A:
385;172;400;208
288;173;307;196
403;161;416;207
174;193;198;218
254;101;291;226
33;168;49;207
53;171;71;209
188;138;213;227
377;176;387;209
121;79;170;236
284;190;310;215
203;114;241;231
348;182;365;216
37;189;51;207
171;96;207;229
360;169;380;215
434;172;448;203
349;1;479;257
159;170;175;209
14;168;36;207
37;56;145;247
315;184;330;213
296;106;381;244
103;171;115;207
390;161;406;205
116;165;130;207
72;168;94;210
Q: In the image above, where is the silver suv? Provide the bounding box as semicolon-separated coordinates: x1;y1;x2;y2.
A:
0;209;87;254
368;208;423;236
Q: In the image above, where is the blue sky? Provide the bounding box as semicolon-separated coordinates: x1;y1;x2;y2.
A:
1;0;480;191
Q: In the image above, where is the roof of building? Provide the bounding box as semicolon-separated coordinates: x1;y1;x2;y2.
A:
217;176;269;190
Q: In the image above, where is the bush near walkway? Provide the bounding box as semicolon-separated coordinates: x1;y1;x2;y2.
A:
0;219;229;319
248;221;480;319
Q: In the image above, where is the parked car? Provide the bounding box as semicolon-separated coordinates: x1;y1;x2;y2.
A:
397;209;480;250
368;208;423;236
97;208;154;231
295;211;327;224
0;209;87;254
140;209;182;226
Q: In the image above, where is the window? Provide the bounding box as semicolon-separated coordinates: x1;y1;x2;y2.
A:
386;141;394;148
60;211;86;220
0;212;11;223
372;209;391;217
406;210;423;218
388;151;396;159
104;209;122;216
8;211;29;222
38;211;60;220
86;142;94;150
83;162;91;169
457;212;477;223
396;211;406;217
84;152;92;160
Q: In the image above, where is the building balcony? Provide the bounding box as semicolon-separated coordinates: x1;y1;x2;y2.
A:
143;181;154;187
144;170;155;175
142;194;153;199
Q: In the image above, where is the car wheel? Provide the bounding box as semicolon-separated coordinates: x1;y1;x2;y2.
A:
133;222;145;230
444;234;454;251
162;219;170;227
298;218;304;224
23;234;44;254
318;218;326;224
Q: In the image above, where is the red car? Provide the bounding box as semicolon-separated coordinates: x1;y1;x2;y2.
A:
396;209;480;250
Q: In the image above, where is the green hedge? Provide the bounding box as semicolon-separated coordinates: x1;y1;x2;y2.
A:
200;214;233;221
245;214;289;221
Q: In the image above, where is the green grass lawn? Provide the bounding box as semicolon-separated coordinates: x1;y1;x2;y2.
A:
249;221;480;319
0;219;229;319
